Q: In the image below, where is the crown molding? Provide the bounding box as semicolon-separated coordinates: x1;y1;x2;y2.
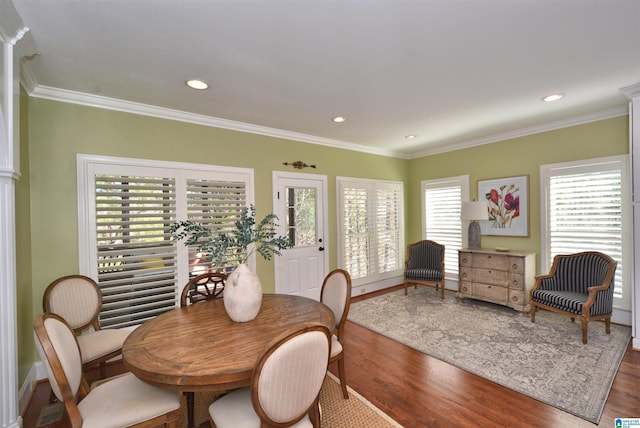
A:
621;83;640;100
28;85;400;158
0;0;24;44
409;105;629;159
24;83;630;161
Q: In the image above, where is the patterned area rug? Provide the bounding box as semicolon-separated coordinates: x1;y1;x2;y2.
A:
348;287;631;424
183;373;401;428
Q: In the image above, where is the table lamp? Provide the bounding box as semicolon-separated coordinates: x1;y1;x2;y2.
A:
461;201;489;249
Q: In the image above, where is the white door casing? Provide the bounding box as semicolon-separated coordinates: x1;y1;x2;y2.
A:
273;171;328;301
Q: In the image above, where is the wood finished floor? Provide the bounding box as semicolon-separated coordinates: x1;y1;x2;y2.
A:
22;286;640;428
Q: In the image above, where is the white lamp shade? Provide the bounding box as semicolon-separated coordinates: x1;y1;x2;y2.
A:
461;201;489;221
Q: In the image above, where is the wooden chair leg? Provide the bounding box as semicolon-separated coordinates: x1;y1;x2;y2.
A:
309;398;321;427
337;358;349;399
605;317;611;334
581;318;588;344
530;304;536;323
404;281;408;295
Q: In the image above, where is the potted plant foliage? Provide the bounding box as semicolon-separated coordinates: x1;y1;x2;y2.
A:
171;205;291;322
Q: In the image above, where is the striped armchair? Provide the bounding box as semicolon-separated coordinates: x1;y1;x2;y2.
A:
530;251;617;344
404;240;445;299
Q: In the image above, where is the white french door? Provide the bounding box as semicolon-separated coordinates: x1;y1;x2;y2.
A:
273;172;328;301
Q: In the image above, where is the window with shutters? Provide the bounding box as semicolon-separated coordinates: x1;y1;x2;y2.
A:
337;177;404;285
78;155;253;328
540;155;631;310
421;176;469;279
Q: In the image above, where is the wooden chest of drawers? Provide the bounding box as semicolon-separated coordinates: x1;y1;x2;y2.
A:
458;248;536;312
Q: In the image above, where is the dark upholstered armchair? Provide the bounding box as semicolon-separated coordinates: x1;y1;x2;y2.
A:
530;251;617;344
404;240;445;299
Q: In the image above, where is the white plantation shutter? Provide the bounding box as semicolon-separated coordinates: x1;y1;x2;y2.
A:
342;186;370;279
79;156;253;328
338;178;404;283
541;156;631;310
376;185;402;274
422;177;467;278
186;179;247;274
95;175;177;328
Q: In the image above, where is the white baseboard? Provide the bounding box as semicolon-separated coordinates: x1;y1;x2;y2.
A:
18;363;43;416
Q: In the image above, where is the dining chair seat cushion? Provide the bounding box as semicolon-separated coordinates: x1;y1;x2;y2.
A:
209;387;313;428
78;372;180;428
330;334;343;358
76;329;130;363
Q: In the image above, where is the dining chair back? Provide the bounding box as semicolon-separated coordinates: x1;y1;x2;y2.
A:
180;272;227;307
320;268;352;399
43;275;130;377
209;323;331;428
34;313;180;428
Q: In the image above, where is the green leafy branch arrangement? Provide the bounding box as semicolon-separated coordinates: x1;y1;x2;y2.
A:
170;205;291;268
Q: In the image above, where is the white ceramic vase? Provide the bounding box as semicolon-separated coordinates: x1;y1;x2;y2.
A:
223;264;263;322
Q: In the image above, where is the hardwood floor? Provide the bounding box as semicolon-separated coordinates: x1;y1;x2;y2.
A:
23;287;640;428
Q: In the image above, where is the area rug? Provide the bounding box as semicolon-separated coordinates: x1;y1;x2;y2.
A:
181;372;402;428
347;287;631;424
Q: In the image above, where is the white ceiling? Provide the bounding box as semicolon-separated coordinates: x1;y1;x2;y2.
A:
9;0;640;158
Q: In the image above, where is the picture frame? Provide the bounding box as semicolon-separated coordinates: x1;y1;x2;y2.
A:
477;175;529;237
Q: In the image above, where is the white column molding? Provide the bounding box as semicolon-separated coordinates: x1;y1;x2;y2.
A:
622;82;640;350
0;1;30;426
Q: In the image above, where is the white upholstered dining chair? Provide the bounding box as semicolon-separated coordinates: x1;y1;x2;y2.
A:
34;312;180;428
208;323;331;428
320;268;352;399
43;275;131;378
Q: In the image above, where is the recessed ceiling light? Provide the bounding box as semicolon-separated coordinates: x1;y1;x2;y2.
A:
186;79;209;90
405;135;417;140
542;93;564;102
332;116;347;123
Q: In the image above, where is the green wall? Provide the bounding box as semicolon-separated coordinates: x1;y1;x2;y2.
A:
16;96;629;386
407;116;629;261
16;89;33;384
18;98;408;380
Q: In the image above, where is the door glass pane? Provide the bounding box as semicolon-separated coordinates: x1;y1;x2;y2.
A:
285;187;317;247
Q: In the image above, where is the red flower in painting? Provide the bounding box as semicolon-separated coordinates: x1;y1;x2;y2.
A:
504;193;520;218
484;184;520;228
490;189;499;205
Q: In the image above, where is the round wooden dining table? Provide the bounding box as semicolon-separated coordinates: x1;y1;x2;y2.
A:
122;292;335;393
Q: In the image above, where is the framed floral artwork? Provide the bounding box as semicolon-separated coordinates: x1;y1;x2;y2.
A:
477;175;528;237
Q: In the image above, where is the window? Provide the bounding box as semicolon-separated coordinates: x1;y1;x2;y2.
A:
337;177;404;285
541;155;631;310
78;155;253;328
422;176;469;278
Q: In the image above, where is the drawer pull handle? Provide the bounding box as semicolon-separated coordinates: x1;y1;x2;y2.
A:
462;258;467;263
512;264;518;269
488;255;492;259
462;273;467;278
488;270;492;274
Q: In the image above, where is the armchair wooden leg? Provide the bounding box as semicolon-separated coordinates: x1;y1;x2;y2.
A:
530;304;536;323
605;317;611;334
404;282;408;295
581;318;588;344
